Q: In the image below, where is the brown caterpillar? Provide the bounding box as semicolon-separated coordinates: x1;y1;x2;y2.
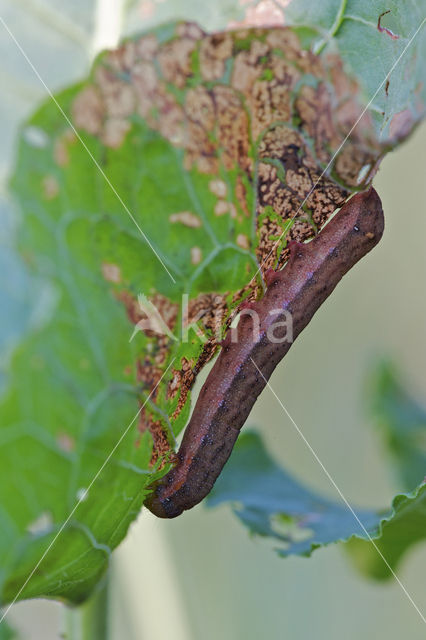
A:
146;188;384;518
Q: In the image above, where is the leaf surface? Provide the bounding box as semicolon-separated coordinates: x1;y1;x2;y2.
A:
208;431;426;577
346;362;426;578
1;5;425;604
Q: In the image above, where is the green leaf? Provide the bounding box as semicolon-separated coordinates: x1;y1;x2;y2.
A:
284;0;426;140
344;362;426;579
368;360;426;490
207;431;379;555
1;9;424;605
347;483;426;580
0;620;20;640
207;431;426;577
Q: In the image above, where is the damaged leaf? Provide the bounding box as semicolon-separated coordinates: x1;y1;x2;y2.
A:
256;0;426;139
208;431;426;579
60;19;390;465
2;8;424;605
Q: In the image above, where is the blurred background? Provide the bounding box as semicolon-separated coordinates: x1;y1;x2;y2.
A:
1;0;425;638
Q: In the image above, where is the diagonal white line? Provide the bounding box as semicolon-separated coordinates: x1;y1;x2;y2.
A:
0;357;175;625
0;15;177;284
254;17;426;279
250;357;426;625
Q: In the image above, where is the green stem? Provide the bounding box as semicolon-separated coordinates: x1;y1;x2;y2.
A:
65;576;109;640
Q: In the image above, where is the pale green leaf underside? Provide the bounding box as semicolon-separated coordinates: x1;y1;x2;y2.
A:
284;0;426;138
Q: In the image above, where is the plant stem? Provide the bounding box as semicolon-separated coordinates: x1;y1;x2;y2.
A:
65;576;109;640
91;0;126;57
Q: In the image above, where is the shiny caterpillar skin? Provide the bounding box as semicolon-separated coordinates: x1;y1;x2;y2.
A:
146;188;384;518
